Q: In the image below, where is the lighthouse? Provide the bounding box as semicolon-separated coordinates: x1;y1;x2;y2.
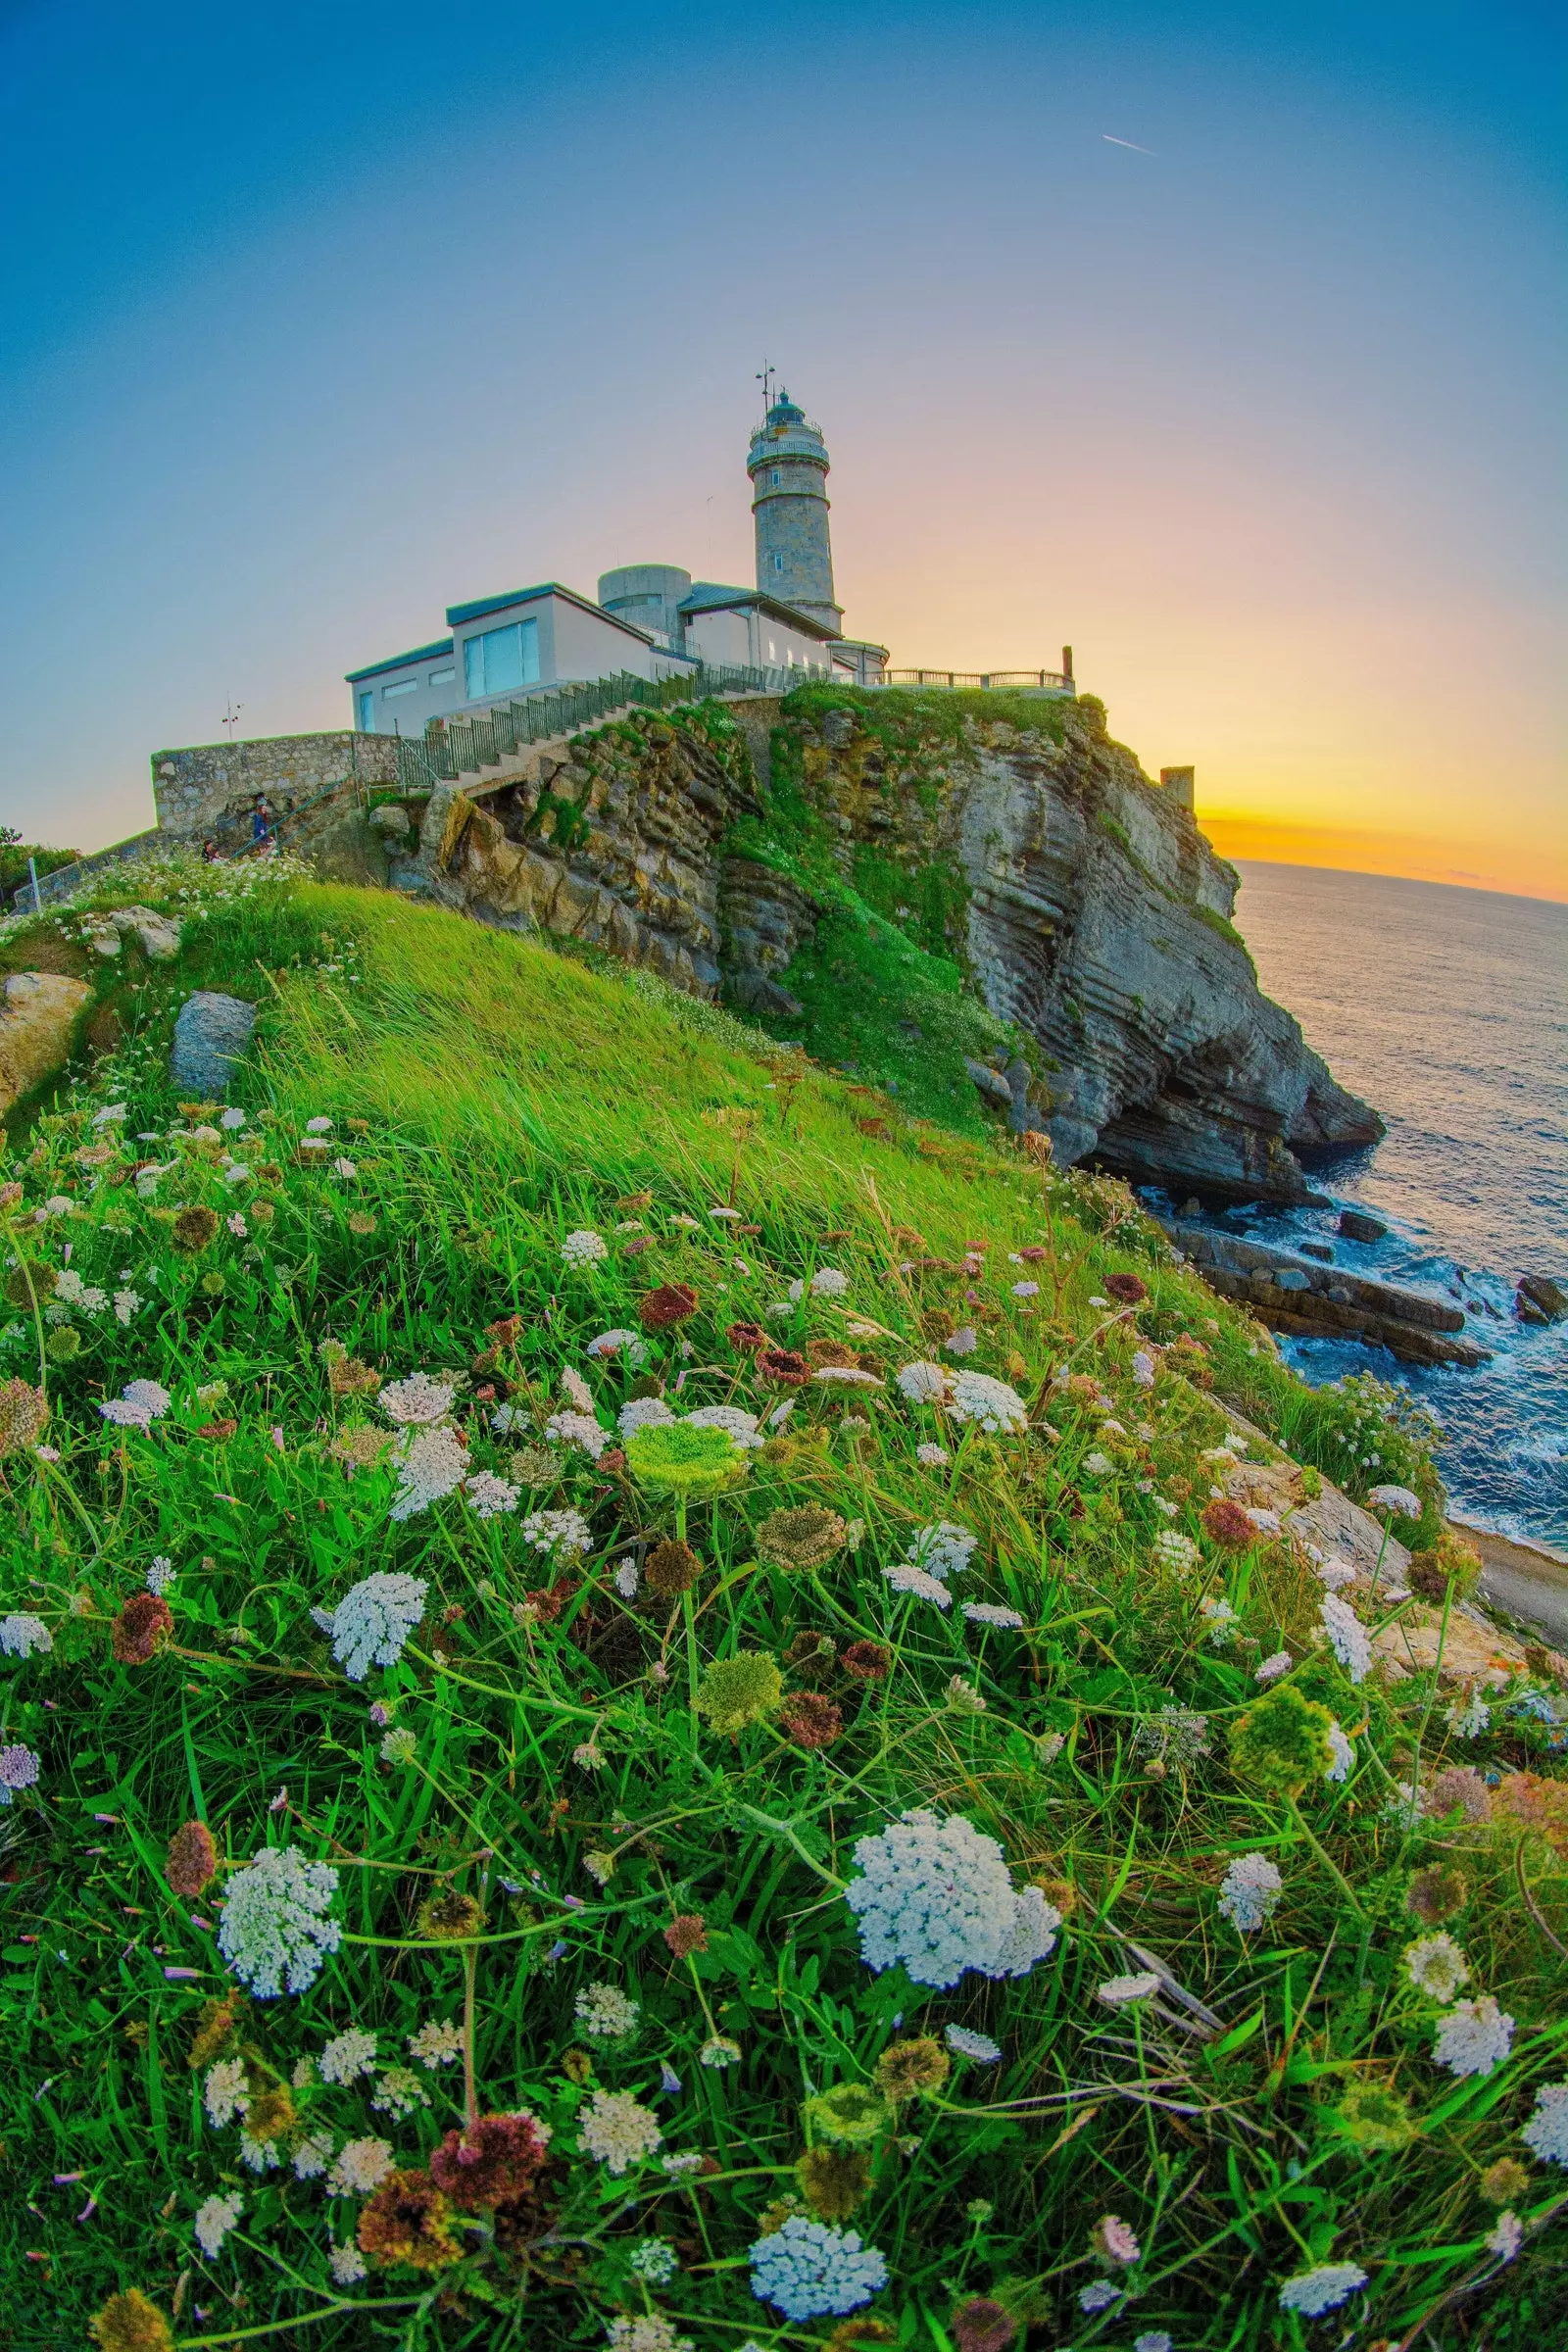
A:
747;389;843;637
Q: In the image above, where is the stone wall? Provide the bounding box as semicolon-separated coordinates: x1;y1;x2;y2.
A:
151;733;401;842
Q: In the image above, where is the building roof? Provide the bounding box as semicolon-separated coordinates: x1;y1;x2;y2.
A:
344;639;454;685
445;581;654;643
677;582;841;642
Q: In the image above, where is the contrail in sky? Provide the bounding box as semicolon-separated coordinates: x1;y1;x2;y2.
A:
1102;134;1156;154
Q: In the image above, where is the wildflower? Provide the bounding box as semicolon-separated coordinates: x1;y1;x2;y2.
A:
628;2236;679;2282
843;1640;890;1680
874;2036;950;2102
1230;1685;1338;1796
415;1889;485;1940
407;2018;464;2069
1093;2214;1141;2264
618;1396;675;1438
1432;1995;1514;2079
1406;1865;1469;1927
661;2150;703;2175
1320;1592;1372;1685
1079;2281;1121;2314
377;1373;457;1426
1403;1934;1469;2003
846;1808;1060;1987
328;2242;367;2284
327;2136;396;2195
962;1602;1023;1628
579;2086;662;2174
883;1561;952;1608
328;1572;427;1680
544;1408;609;1458
0;1743;41;1802
695;1651;783;1736
607;2323;693;2352
1134;1706;1210;1768
166;1820;218;1896
112;1591;174;1663
585;1327;648;1368
1152;1531;1200;1574
319;2028;378;2084
99;1378;172;1431
749;2214;889;2321
1520;2081;1568;2166
0;1613;51;1657
948;1370;1027;1432
428;2110;552;2209
87;2289;174;2352
1218;1852;1284;1934
1083;1449;1114;1477
1425;1765;1493;1826
217;1845;342;1998
626;1419;748;1497
1199;1594;1239;1645
906;1521;976;1580
172;1205;220;1253
388;1426;469;1520
306;1117;333;1134
945;2024;1002;2062
1131;1350;1156;1388
203;2055;251;2126
780;1692;844;1747
0;1377;48;1457
193;2190;243;2257
683;1403;764;1446
1097;1971;1161;2005
1254;1650;1293;1683
945;1326;978;1357
701;2034;743;2067
575;1982;640;2038
357;2168;461;2271
520;1506;592;1555
292;2130;335;2178
1201;1497;1255;1548
1277;2265;1368;2316
464;1470;520;1519
1447;1688;1491;1739
916;1442;951;1467
788;1268;850;1300
1369;1483;1423;1518
146;1555;175;1596
896;1360;949;1403
561;1230;609;1267
639;1281;699;1329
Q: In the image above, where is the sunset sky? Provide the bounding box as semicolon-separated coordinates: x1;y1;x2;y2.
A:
2;0;1562;899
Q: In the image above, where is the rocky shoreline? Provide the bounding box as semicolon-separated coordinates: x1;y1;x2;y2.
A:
1159;1216;1491;1367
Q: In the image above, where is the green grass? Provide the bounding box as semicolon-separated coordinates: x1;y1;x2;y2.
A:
2;868;1566;2352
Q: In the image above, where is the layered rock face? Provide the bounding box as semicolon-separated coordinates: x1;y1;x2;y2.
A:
778;697;1381;1203
428;711;760;1000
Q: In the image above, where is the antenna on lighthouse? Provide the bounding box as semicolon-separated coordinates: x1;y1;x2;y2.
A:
756;360;775;416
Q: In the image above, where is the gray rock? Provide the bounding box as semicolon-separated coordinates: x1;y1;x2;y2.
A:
1300;1242;1334;1262
1273;1268;1311;1292
964;1056;1013;1106
1518;1273;1568;1322
370;802;413;840
1339;1208;1388;1244
171;991;258;1097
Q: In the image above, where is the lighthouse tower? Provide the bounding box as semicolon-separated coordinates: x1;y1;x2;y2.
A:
747;389;843;637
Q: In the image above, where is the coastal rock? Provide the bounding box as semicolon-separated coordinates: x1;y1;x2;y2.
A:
83;906;182;961
1518;1273;1568;1324
1164;1219;1491;1368
1339;1208;1388;1244
171;992;258;1097
0;971;92;1113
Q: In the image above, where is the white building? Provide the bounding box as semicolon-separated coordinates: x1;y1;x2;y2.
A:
346;389;889;734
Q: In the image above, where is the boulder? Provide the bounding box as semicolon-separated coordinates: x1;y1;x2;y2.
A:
1165;1218;1491;1368
964;1056;1014;1106
171;992;258;1097
1518;1273;1568;1324
1300;1242;1334;1263
1339;1208;1388;1244
83;906;182;961
0;971;93;1112
369;802;414;841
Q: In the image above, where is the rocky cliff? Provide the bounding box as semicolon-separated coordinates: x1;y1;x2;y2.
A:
419;683;1379;1203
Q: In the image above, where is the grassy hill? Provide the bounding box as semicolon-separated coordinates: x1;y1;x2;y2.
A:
2;861;1566;2352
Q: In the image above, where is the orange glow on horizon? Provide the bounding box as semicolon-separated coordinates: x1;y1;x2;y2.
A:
1196;811;1568;905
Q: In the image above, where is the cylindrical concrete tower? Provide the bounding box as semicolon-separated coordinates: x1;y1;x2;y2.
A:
747;393;843;636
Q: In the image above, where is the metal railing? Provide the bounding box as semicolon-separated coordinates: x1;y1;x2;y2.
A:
881;669;1073;692
391;662;798;798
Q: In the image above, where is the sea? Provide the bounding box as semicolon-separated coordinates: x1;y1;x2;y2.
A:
1171;863;1568;1551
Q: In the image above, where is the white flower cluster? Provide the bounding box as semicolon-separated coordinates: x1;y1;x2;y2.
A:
1369;1483;1423;1518
1432;1994;1514;2080
545;1409;610;1458
896;1360;949;1404
1320;1592;1372;1684
945;2024;1002;2062
203;2056;250;2125
328;1572;428;1680
0;1614;52;1658
217;1845;342;1998
1521;2081;1568;2165
882;1561;952;1609
389;1426;469;1521
1277;2265;1367;2316
683;1404;764;1447
54;1269;108;1315
1152;1531;1200;1575
1404;1934;1469;2003
579;2087;662;2174
561;1228;609;1266
318;2027;378;2083
575;1981;640;2037
618;1396;675;1437
464;1471;519;1519
586;1327;648;1366
407;2017;464;2069
607;2318;693;2352
845;1808;1060;1988
748;2215;889;2321
906;1521;977;1580
327;2136;395;2194
521;1507;592;1556
99;1377;171;1430
194;2189;243;2257
948;1370;1027;1433
963;1602;1023;1629
377;1373;457;1426
1217;1851;1283;1934
787;1267;849;1300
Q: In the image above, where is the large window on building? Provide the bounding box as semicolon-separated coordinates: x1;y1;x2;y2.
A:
383;678;418;699
464;618;539;701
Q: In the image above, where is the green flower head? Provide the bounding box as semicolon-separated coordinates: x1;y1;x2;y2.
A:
625;1420;749;1499
1329;2081;1418;2155
804;2082;893;2145
1228;1685;1337;1798
693;1651;783;1737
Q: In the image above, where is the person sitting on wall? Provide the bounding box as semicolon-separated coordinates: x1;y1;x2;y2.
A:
202;838;223;863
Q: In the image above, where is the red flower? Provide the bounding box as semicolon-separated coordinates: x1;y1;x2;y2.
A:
639;1283;699;1331
165;1820;218;1896
779;1692;844;1748
725;1320;769;1352
112;1592;174;1664
662;1913;709;1957
428;2111;552;2212
757;1347;811;1388
1201;1497;1256;1549
842;1640;892;1682
1103;1271;1150;1304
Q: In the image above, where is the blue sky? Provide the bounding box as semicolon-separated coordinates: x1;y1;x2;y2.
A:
2;0;1563;891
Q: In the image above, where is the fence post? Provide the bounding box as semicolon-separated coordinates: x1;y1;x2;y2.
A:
27;856;40;912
